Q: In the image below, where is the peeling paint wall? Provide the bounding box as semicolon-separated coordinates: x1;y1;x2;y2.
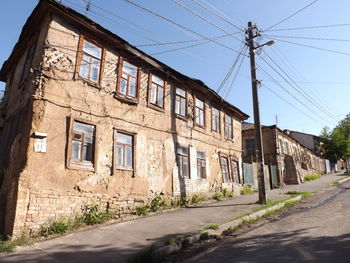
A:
1;14;246;236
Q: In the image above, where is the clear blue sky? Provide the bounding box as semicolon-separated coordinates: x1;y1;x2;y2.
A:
1;0;349;135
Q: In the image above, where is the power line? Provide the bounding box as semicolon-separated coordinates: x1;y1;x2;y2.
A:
264;23;350;32
265;36;350;56
122;0;244;55
264;34;350;42
188;0;244;32
169;0;245;44
135;32;238;47
264;0;320;31
256;64;336;126
260;50;339;122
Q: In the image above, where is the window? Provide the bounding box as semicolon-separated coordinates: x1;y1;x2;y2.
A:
197;151;206;179
115;131;134;170
149;74;165;108
117;58;139;99
177;146;189;178
245;138;256;156
212;107;220;132
20;44;36;83
69;120;96;169
231;159;240;184
175;87;186;117
195;98;205;126
220;156;231;183
224;114;233;139
78;38;102;83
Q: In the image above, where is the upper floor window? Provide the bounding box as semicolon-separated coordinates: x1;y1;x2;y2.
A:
78;38;102;83
69;119;96;170
115;131;134;170
245;138;256;156
225;114;233;139
197;151;206;179
212;107;220;132
175;87;186;117
20;44;36;83
117;58;139;100
195;97;205;126
177;146;189;178
149;74;165;108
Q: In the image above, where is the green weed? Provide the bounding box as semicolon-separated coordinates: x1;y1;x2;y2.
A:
241;185;258;195
39;220;68;237
212;192;224;201
304;173;321;181
83;204;113;225
203;224;219;230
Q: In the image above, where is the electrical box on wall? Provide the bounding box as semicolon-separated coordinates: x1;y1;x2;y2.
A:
33;132;47;153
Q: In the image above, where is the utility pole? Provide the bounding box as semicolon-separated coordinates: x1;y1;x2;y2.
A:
246;21;266;204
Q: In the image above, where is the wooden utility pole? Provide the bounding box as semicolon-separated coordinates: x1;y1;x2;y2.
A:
246;21;267;204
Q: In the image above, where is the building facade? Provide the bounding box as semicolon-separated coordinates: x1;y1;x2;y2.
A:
0;0;248;236
242;123;326;186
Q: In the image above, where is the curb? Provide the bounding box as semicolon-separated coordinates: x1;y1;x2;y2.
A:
153;195;302;258
337;176;350;184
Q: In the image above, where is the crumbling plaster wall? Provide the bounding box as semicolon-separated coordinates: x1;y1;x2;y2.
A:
12;14;244;234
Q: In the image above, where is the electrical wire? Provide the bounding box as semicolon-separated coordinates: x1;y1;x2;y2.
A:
122;0;244;55
264;23;350;32
264;0;320;31
265;36;350;56
260;50;339;121
256;64;336;126
188;0;244;32
264;34;350;42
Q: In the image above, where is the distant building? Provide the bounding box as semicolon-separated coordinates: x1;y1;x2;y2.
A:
242;123;326;186
285;130;323;155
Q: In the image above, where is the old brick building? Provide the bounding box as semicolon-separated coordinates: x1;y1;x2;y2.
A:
0;0;248;236
242;123;326;186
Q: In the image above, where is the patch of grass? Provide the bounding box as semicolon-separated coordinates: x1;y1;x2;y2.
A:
0;234;31;253
241;185;258;195
191;194;205;205
150;196;166;212
304;173;321;181
212;192;224;201
203;224;219;230
39;220;68;237
223;189;234;198
136;205;149;216
83;204;113;225
285;191;312;198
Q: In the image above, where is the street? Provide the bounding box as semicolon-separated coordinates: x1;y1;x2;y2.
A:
181;181;350;263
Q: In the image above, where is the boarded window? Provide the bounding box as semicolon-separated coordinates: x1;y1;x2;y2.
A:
177;146;189;178
115;131;134;170
197;151;206;179
149;74;165;108
175;87;186;117
195;98;205;126
70;120;96;168
231;159;240;184
78;39;102;83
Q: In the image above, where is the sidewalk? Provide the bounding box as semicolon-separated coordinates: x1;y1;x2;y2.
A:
0;172;347;263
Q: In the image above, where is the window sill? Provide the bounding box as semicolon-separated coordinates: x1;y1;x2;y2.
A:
67;163;95;172
175;113;188;121
225;137;235;142
114;94;139;105
76;75;100;89
148;103;165;113
194;123;205;129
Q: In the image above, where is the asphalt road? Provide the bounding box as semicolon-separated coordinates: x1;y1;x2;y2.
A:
183;181;350;263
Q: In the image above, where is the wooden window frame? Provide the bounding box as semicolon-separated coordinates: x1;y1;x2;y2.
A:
230;157;241;184
116;56;140;103
19;43;37;85
197;151;206;179
148;73;166;111
113;129;136;174
75;35;105;87
177;145;190;179
219;153;232;183
174;87;187;118
224;113;234;140
211;106;220;133
194;95;205;128
67;117;98;171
